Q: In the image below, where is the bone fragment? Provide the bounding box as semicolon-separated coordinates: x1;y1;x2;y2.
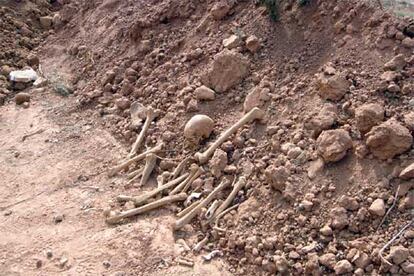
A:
129;107;156;157
193;236;208;253
176;200;201;218
172;156;190;179
205;200;221;220
139;153;157;187
170;164;203;195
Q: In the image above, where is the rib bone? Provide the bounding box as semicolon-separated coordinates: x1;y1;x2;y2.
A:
194;107;264;164
129;107;156;157
106;193;187;224
174;179;229;230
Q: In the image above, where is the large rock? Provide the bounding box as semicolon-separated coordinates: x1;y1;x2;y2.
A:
307;104;338;136
194;85;215;101
204;49;249;93
355;103;384;133
384;54;406;71
365;120;413;160
317;129;352;162
316;73;349;101
368;199;385;216
399;163;414;179
210;2;231;20
265;165;289;192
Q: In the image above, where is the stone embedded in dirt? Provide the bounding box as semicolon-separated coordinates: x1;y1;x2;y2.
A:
401;262;414;274
307;158;325;179
15;92;30;105
45;249;53;259
399;162;414;179
209;149;228;178
384;54;406;71
338;195;359;211
368;198;385;216
317;129;352;162
334;260;353;275
39;16;53;29
53;214;64;223
203;49;249;93
223;35;241;50
120;80;133;96
353;252;371;269
245;35;261;53
115;98;131;110
307;104;338;137
399;190;414;210
402;83;414;95
402;37;414;48
243;86;264;113
316;73;349;101
265;165;289;192
320;225;333;236
27;53;40;67
36;259;42;269
319;253;336;270
194;85;215;101
274;255;289;273
365;119;413;160
330;207;348;230
380;71;399;82
389;246;409;265
210;2;231;20
355;103;384;133
130;101;148;124
184;114;214;144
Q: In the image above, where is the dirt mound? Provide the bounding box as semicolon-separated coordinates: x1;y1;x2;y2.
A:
1;0;414;275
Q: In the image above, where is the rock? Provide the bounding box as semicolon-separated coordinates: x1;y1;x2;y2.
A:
330;207;348;230
204;49;249;93
15;92;30;105
399;191;414;210
399;163;414;179
27;53;39;67
317;129;353;162
120;80;133;96
9;68;38;83
130;101;148;124
319;253;336;270
265;165;289;192
355;103;384;133
243;86;266;113
184;115;214;144
389;246;409;265
402;37;414;48
223;35;241;49
36;259;42;269
307;158;325;179
209;149;228;178
52;13;62;28
210;2;231;20
274;255;289;273
365;119;413;160
245;35;261;53
53;214;64;223
45;249;53;259
316;73;349;101
353;252;370;269
115;98;131;110
320;225;333;236
404;111;414;131
384;54;406;71
338;195;359;211
401;261;414;274
380;71;399;82
368;199;385;216
194;85;215;101
334;260;353;275
39;16;53;29
308;104;338;136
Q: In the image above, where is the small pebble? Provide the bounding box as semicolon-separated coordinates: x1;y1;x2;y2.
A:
36;259;42;268
53;214;64;224
46;249;53;259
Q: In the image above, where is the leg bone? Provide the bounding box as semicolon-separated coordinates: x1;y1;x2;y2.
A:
129;107;156;157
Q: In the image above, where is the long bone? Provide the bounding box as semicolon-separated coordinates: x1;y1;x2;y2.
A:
106;193;187;224
209;176;246;222
129;107;156;157
170;164;204;195
116;173;189;206
108;143;163;177
174;179;229;230
194;107;264;164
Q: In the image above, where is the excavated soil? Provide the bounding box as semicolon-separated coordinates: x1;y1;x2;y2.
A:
1;0;414;275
